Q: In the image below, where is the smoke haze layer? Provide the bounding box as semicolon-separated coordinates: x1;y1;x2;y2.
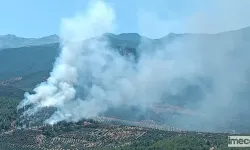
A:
18;0;250;133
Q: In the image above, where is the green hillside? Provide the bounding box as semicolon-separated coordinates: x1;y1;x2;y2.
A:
0;43;59;81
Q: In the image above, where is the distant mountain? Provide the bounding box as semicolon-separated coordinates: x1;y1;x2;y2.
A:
1;27;250;90
0;34;59;49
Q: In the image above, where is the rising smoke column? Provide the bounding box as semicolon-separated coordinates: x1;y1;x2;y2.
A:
18;0;116;124
17;0;250;133
17;0;201;125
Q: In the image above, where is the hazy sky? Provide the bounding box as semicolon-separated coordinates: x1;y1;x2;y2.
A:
1;0;250;38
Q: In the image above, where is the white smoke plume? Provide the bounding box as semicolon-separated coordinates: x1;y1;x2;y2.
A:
18;0;116;124
17;0;250;133
18;0;201;125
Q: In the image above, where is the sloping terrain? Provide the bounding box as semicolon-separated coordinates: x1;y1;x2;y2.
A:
0;120;244;150
0;43;59;81
0;85;25;98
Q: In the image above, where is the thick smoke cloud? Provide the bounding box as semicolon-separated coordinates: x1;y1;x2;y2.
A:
18;0;200;125
18;0;116;124
135;0;250;132
18;0;250;133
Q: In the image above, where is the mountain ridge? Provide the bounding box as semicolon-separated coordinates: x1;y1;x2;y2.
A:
1;26;250;49
0;34;59;49
1;26;250;85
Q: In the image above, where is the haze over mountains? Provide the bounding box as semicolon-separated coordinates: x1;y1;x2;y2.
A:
1;26;250;133
0;34;59;49
1;26;250;83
